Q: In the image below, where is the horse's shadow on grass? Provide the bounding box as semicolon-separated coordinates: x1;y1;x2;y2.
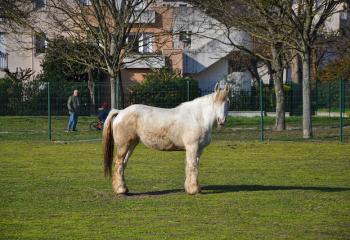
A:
126;185;350;197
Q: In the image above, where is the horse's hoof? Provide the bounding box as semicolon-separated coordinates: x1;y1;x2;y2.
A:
185;185;201;195
115;186;129;195
186;189;201;195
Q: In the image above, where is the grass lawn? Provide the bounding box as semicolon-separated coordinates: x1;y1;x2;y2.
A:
0;116;101;141
0;116;350;239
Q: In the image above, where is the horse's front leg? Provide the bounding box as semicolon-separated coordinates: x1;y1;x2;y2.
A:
184;144;200;195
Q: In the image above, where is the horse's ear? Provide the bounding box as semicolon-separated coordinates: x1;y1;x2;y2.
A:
214;82;220;92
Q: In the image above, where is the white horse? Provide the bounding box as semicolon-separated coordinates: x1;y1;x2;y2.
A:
103;83;230;195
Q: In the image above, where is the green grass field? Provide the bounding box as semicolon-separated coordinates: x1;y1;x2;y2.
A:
0;116;350;239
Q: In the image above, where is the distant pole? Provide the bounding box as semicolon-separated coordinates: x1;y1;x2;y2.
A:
328;81;331;117
339;78;344;143
315;80;318;112
47;82;51;141
259;79;264;142
187;80;190;101
290;83;293;115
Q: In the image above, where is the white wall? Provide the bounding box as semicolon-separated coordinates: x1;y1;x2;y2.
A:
0;32;44;79
324;2;348;32
191;58;229;90
226;71;252;91
173;6;250;52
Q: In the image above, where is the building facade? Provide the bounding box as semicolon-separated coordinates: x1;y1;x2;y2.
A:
0;0;255;92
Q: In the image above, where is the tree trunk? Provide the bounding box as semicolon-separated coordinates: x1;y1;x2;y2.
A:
301;50;313;138
273;71;285;131
116;72;124;109
291;53;302;84
249;58;261;88
108;67;123;109
109;75;117;109
271;44;286;131
87;70;96;115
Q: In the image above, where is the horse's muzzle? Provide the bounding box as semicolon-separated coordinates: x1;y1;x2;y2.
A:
217;117;226;126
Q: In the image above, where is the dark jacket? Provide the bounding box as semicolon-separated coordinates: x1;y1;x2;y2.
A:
67;95;80;113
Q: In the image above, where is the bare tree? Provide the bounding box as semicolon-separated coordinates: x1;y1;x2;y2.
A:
276;0;346;138
193;0;346;136
191;0;293;131
316;24;350;81
3;67;34;82
2;0;174;109
41;0;166;109
44;37;106;113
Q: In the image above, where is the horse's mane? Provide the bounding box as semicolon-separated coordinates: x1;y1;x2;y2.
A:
176;92;214;108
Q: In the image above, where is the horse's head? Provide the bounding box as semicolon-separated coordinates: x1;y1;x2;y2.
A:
213;83;230;126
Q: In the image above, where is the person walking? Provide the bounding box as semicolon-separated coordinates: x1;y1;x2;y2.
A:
67;89;80;132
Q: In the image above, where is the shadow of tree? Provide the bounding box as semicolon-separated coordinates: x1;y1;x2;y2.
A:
201;185;350;194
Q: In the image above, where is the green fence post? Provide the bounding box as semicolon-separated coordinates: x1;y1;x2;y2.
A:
290;83;293;115
339;78;344;143
259;79;264;142
187;80;190;101
48;82;51;141
328;81;331;116
315;80;318;112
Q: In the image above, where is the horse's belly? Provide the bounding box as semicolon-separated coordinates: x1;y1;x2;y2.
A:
140;133;184;151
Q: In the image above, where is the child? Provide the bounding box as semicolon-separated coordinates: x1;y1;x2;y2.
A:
98;102;110;125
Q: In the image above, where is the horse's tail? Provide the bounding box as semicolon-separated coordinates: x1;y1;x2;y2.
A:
103;109;120;178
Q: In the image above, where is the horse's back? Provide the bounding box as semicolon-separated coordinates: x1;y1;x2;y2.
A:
118;104;177;123
114;104;186;150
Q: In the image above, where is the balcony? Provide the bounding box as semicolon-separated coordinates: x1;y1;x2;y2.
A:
0;52;8;70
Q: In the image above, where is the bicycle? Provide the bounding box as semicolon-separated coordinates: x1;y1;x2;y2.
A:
89;120;103;131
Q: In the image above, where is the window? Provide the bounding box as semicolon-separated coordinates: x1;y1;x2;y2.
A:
128;34;140;53
139;33;153;53
0;8;5;22
179;31;191;48
340;11;348;20
134;0;146;11
128;33;153;54
0;33;7;69
0;33;6;54
34;0;45;9
34;33;47;54
79;0;92;6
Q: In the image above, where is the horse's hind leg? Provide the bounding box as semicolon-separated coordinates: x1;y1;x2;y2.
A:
123;139;139;168
112;142;130;195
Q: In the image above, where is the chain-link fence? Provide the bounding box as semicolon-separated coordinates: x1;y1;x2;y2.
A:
0;79;349;142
